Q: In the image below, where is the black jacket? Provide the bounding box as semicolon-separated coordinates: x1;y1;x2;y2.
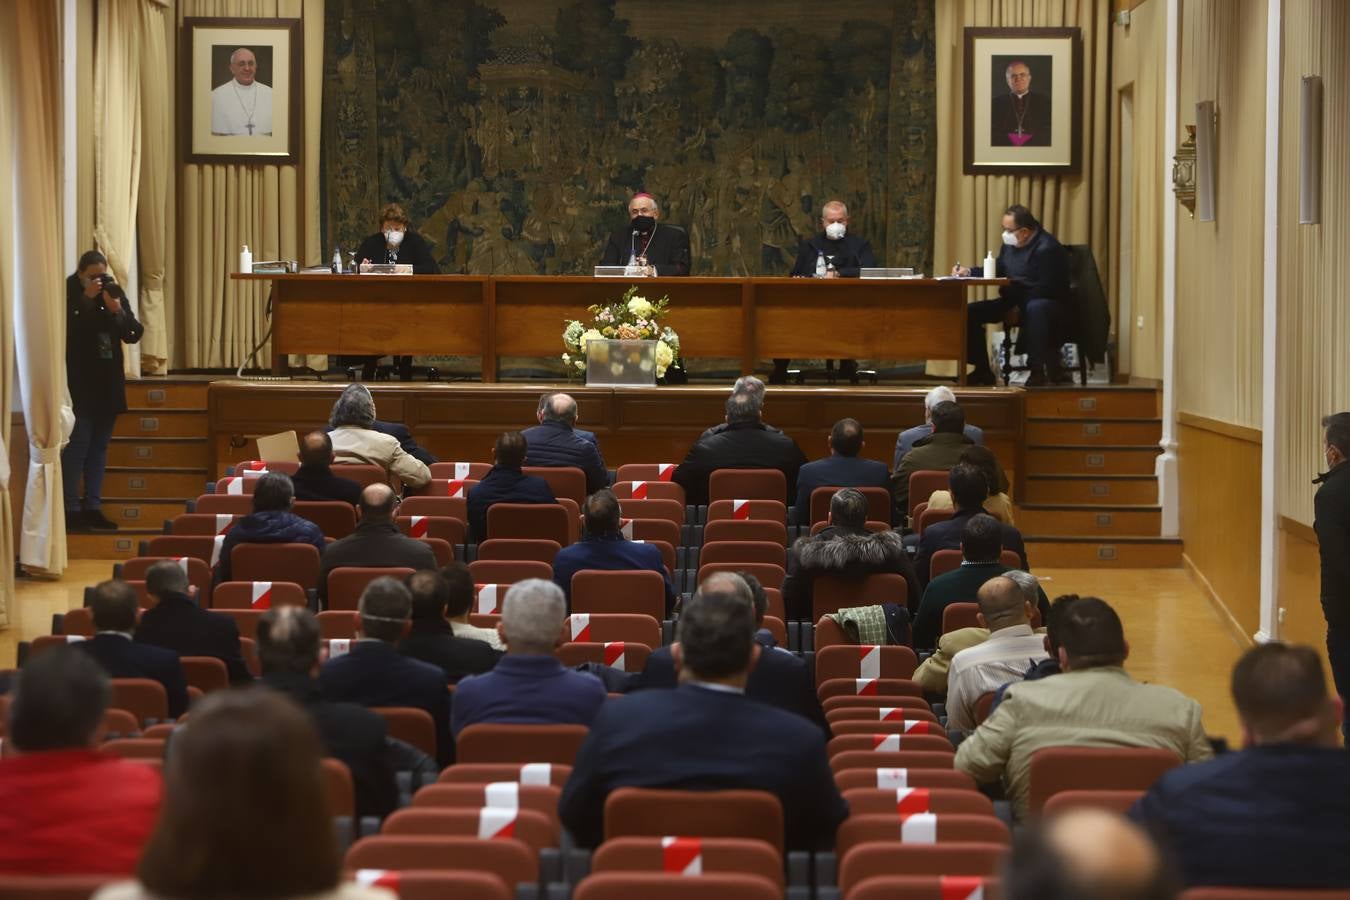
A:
65;273;144;417
327;420;438;467
600;224;692;276
521;421;608;496
915;506;1030;591
1315;463;1350;629
782;526;919;621
789;233;878;278
77;634;189;719
215;509;326;585
291;463;362;506
637;635;828;736
319;640;453;766
399;618;502;684
559;684;847;850
262;670;399;819
673;422;808;507
135;592;252;685
973;227;1069;307
319;521;438;602
793;454;892;526
355;231;439;274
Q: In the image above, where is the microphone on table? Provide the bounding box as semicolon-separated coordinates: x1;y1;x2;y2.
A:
630;230;640;262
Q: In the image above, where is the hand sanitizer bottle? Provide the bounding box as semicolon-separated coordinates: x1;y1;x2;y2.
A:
239;245;252;274
983;250;997;278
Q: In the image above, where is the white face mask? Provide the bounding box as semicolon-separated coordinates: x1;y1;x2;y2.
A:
1002;229;1020;247
825;222;847;240
384;230;405;247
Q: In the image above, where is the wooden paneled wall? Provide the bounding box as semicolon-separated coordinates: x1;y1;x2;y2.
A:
1177;414;1261;640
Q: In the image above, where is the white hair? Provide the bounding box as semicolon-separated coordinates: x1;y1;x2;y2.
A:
925;386;957;411
1003;570;1040;606
501;579;565;653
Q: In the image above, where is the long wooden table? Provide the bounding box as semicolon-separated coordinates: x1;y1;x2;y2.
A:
233;274;1003;383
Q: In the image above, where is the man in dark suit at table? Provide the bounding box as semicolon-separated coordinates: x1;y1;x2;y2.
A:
78;580;189;719
135;561;252;685
793;418;891;526
559;582;847;850
673;393;808;507
599;193;691;276
466;432;557;543
258;606;399;820
636;571;827;735
522;392;608;496
551;489;675;611
320;576;453;765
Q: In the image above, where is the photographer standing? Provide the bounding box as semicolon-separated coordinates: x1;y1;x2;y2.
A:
64;250;144;533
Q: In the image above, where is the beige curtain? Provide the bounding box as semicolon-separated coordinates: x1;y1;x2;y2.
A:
179;0;325;372
1277;0;1350;525
933;0;1112;374
11;0;71;575
138;0;173;375
0;15;18;626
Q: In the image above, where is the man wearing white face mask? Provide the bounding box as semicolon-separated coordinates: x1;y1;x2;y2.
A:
777;200;877;384
354;203;439;380
954;203;1069;386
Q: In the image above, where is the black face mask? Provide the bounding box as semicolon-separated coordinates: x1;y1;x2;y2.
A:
630;215;656;234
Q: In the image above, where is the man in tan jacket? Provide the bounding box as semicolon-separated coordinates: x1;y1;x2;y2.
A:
955;596;1212;818
327;383;431;489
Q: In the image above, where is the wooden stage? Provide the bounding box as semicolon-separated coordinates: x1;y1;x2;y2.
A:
208;380;1026;495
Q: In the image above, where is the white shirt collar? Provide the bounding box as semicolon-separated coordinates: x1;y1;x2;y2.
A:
987;623;1036;641
687;680;745;695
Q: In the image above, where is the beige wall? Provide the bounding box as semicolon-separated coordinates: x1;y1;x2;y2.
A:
1276;0;1350;527
1173;0;1267;429
1109;0;1166;379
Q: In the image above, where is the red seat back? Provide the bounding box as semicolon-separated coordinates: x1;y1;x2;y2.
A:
708;469;787;504
292;500;358;539
523;466;587;506
230;542;321;590
809;486;892;526
327;567;417;612
603;787;785;855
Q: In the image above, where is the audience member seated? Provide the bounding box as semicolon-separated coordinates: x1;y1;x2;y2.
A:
77;579;189;719
793;417;892;525
552;489;674;609
914;513;1044;647
893;386;986;469
451;579;607;737
990;589;1075;712
440;561;504;650
257;606;399;820
539;391;600;446
291;430;362;506
327;382;431;489
399;569;501;682
0;648;161;876
925;444;1016;524
893;401;1008;521
914;571;1050;695
1008;808;1177;900
673;392;808;506
698;376;781;439
915;464;1028;591
466;431;557;543
320;576;452;766
319;483;437;604
215;471;326;584
523;392;608;495
955;597;1213;818
782;488;918;622
97;690;390;900
1132;642;1350;889
136;560;252;684
945;576;1050;731
559;583;848;850
638;571;828;733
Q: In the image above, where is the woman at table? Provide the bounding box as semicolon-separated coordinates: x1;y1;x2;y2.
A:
353;203;438;380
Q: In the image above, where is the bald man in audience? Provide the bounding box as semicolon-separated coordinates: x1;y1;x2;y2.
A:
522;392;608;495
318;483;436;603
1132;643;1350;889
290;431;361;506
944;576;1049;731
1009;809;1176;900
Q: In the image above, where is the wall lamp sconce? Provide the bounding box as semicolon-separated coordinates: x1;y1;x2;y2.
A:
1172;124;1196;216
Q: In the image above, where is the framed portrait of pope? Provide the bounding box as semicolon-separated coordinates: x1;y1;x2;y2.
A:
181;18;302;164
963;27;1082;175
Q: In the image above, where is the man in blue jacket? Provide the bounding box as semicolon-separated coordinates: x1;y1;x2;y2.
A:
78;579;189;719
522;393;608;496
552;489;674;610
213;472;326;584
793;418;891;526
466;432;557;542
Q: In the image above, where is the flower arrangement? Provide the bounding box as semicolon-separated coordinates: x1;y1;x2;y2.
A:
561;285;681;379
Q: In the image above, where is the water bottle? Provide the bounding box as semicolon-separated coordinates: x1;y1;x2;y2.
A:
331;247;342;274
815;251;827;278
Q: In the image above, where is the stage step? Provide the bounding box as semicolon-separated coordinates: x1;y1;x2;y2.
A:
1026;535;1183;568
102;468;208;500
1016;504;1162;537
67;529;161;561
1023;474;1158;505
100;499;192;531
125;380;210;408
1025;387;1159;420
1025;417;1161;446
107;437;211;469
1025;445;1160;476
114;410;210;439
